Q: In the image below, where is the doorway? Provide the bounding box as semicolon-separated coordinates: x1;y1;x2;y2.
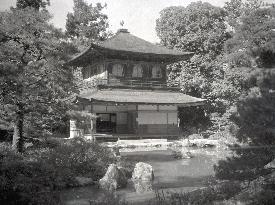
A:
96;113;116;133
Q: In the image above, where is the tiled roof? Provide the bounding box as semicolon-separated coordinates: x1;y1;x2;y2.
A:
79;89;205;105
66;29;193;66
95;29;191;56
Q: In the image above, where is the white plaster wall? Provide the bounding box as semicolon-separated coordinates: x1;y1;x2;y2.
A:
159;105;177;111
138;105;157;111
93;105;136;112
93;105;106;112
137;112;178;125
137;112;167;124
107;105;128;112
168;112;178;125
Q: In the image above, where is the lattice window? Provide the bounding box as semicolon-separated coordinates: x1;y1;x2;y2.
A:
112;64;124;77
132;64;143;78
152;65;162;78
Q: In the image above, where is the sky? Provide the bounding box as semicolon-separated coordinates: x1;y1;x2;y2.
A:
0;0;270;43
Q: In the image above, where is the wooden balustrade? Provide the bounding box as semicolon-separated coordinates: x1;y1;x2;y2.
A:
96;78;178;89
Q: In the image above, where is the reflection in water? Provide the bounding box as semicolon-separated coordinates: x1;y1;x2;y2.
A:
180;159;191;165
132;180;153;193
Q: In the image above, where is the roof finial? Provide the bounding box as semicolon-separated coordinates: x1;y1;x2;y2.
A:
120;20;124;27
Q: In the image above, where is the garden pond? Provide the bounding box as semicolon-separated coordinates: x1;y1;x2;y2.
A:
61;146;231;205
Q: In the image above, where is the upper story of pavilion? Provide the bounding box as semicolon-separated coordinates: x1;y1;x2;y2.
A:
67;28;193;90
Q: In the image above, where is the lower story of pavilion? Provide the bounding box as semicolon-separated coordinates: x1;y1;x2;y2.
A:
70;89;205;138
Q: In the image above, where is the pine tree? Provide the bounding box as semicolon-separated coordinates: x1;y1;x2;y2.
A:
65;0;110;50
0;6;77;152
214;3;275;202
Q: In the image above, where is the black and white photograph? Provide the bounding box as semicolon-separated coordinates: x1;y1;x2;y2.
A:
0;0;275;204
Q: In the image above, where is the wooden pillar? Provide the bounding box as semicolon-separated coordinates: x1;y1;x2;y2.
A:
166;112;169;135
70;120;77;138
90;118;95;141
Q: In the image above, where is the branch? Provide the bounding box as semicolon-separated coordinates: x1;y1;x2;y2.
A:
25;68;52;87
1;32;44;64
36;44;43;61
21;45;29;65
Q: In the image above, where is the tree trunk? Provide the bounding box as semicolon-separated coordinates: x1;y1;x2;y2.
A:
12;103;24;152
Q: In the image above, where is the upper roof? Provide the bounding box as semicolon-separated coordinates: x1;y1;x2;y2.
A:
79;89;205;105
96;29;188;55
67;29;193;66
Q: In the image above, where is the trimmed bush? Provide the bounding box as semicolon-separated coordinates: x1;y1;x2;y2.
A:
40;138;116;181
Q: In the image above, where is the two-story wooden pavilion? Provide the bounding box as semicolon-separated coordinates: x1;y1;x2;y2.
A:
67;29;205;138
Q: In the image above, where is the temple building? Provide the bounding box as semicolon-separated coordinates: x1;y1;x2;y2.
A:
67;29;205;139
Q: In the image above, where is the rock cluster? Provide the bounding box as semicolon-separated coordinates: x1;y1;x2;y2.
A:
99;164;127;191
99;162;155;193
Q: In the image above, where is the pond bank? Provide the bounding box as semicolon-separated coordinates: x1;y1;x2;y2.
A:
103;138;230;150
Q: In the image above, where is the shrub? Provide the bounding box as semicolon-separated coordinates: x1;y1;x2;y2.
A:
0;144;63;205
40;137;116;181
249;189;275;205
0;139;116;205
149;182;242;205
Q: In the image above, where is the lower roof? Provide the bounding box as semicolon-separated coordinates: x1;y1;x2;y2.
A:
79;89;205;106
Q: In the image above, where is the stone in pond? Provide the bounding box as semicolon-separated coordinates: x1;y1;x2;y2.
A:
132;162;154;181
172;150;194;159
264;159;275;169
133;179;153;193
170;147;194;159
75;176;94;186
99;164;127;191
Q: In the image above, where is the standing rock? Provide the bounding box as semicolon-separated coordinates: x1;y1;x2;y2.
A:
99;164;127;191
264;159;275;169
132;162;154;181
132;162;154;193
133;179;153;193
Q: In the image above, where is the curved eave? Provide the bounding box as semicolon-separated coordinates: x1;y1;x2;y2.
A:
91;44;193;63
87;99;206;107
66;44;193;67
65;46;98;67
78;89;206;106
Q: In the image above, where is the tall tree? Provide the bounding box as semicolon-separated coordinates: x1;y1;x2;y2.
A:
65;0;109;50
16;0;50;10
224;0;263;29
156;1;231;116
224;0;275;68
0;7;77;152
213;4;275;203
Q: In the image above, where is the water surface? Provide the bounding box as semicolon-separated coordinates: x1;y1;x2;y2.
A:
62;147;223;204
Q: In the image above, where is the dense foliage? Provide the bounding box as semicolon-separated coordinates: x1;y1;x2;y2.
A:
156;1;232;120
0;3;78;151
224;1;275;68
156;0;275;132
40;138;116;180
66;0;110;50
0;143;63;205
157;0;275;203
16;0;50;10
0;138;116;205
